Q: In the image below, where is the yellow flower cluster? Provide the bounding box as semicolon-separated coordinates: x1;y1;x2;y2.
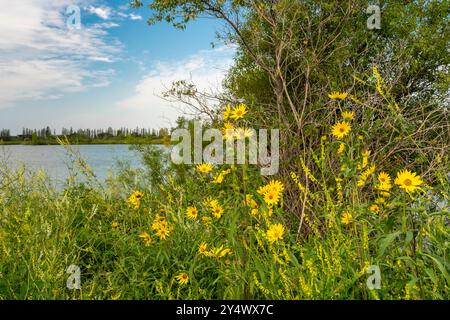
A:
151;214;171;240
223;103;248;121
127;191;143;209
257;180;284;207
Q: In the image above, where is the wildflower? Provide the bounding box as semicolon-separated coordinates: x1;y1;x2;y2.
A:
377;172;392;196
199;242;208;255
231;104;247;120
213;169;231;184
186;206;198;220
196;163;213;173
211;203;224;219
375;197;386;205
328;92;349;100
139;232;152;246
258;180;284;206
266;223;285;243
263;189;280;207
337;143;345;155
244;194;258;209
155;226;170;240
201;216;212;226
251;208;259;216
342;111;355;121
331;121;351;139
175;272;189;285
357;135;364;141
357;164;376;187
235;127;254;139
111;221;119;228
223;104;233;121
128;191;143;209
208;245;232;258
341;212;353;225
361;150;371;169
395;170;423;193
369;204;380;214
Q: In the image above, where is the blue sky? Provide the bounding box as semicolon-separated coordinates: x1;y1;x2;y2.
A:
0;0;235;134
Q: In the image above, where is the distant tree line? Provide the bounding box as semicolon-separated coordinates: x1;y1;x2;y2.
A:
0;126;170;141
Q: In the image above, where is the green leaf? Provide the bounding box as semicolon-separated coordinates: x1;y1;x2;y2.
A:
378;231;401;257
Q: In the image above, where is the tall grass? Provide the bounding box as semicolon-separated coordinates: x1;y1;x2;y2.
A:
0;89;448;300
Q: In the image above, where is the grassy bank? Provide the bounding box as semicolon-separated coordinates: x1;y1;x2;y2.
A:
0;105;448;300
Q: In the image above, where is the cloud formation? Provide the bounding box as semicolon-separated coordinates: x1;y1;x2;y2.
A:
0;0;119;108
117;46;235;127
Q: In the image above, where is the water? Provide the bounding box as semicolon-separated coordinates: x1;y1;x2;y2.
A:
0;144;146;182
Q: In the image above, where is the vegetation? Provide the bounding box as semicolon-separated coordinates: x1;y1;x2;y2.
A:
0;127;170;145
0;1;448;299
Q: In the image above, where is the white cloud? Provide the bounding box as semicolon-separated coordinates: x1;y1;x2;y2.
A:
87;5;111;20
129;13;143;21
117;46;236;128
0;0;120;108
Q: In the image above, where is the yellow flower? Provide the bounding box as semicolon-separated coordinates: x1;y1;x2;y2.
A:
222;122;235;140
266;223;285;243
341;212;353;225
331;121;351;139
199;242;208;255
342;111;355;121
231;103;248;120
139;232;152;246
369;204;380;214
155;226;170;240
251;208;259;216
111;221;119;228
211;204;224;219
175;272;189;285
361;150;371;169
337;143;345;155
127;191;143;209
186;206;198;220
328;92;348;100
357;164;376;187
201;216;212;226
235;127;254;139
258;180;284;206
223;104;233;121
244;194;258;209
213;169;231;184
263;189;280;206
395;170;423;193
196;163;213;173
206;245;232;258
375;197;386;205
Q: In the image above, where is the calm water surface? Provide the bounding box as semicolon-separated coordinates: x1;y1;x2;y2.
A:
0;144;147;181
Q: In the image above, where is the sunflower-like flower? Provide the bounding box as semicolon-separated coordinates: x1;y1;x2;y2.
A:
331;121;351;139
198;242;208;255
175;272;189;285
127;191;144;209
328;92;349;100
341;212;353;225
369;204;380;214
186;206;198;220
138;232;152;246
376;172;392;196
196;163;213;173
223;104;233;121
231;103;248;120
394;170;423;193
206;245;232;258
266;223;285;244
342;111;355;121
213;169;231;184
257;180;284;206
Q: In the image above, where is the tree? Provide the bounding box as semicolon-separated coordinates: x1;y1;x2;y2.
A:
133;0;449;228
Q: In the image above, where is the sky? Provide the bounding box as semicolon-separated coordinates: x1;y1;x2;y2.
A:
0;0;236;135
